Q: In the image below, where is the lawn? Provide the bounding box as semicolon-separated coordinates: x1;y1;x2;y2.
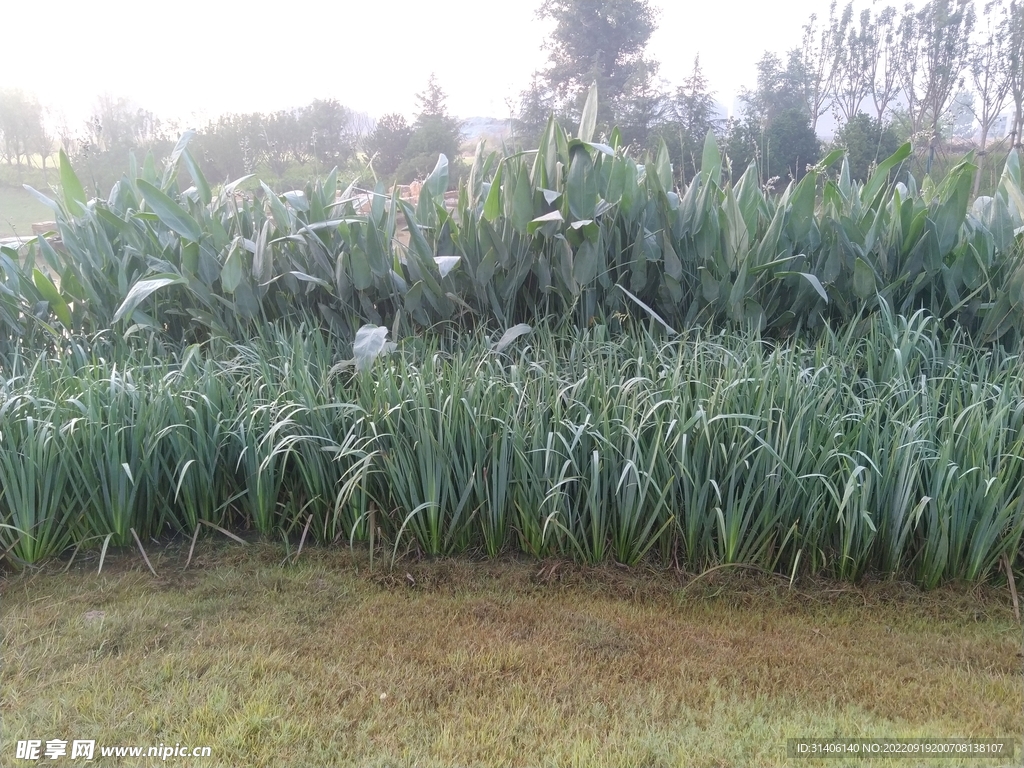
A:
0;185;52;238
2;542;1020;767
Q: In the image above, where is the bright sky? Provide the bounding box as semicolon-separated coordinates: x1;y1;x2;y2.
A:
3;0;850;126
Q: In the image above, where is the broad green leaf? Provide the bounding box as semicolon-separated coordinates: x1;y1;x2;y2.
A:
353;324;396;372
137;180;202;241
662;233;682;281
578;82;598;143
181;149;211;206
32;269;71;327
434;256;460;278
59;149;87;214
287;271;332;289
253;220;272;286
142;151;159;184
617;284;677;335
656;138;672;192
483;163;503;222
701;131;721;186
22;185;59;213
350;246;374;290
817;148;846;170
283;190;309;212
511;165;534;234
261;182;292;231
162;130;195;189
862;142;912;206
529;209;564;237
423;154;449;200
573;238;601;285
566;151;597;220
853;257;876;300
222;174;255;198
182;241;199;276
477;248;498;287
221;241;245;293
491;323;532;353
800;272;828;302
113;275;186;322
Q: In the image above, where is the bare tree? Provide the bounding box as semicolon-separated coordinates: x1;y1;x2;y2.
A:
867;6;903;122
834;8;874;125
896;4;927;139
918;0;976;171
54;110;80;157
798;1;853;134
969;0;1013;194
1005;0;1024;149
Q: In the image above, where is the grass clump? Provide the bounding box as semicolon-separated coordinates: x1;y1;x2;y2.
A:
1;313;1023;589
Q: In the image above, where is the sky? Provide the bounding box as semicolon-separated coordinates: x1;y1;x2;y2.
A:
3;0;855;127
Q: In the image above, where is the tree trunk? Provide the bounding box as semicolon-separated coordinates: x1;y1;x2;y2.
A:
972;124;989;198
1014;101;1024;150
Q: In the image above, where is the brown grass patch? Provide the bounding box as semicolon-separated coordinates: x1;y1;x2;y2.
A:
2;541;1021;767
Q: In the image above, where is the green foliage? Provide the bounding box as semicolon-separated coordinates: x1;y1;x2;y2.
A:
536;0;657;127
364;114;412;179
0;90;50;168
3;108;1024;360
397;114;462;183
363;76;463;184
833;113;903;183
2;320;1024;588
665;56;723;183
726;52;821;184
762;107;821;182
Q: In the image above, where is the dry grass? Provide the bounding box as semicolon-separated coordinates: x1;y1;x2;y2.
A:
2;541;1022;767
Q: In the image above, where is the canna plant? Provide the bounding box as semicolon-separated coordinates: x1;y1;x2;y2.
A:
0;89;1020;357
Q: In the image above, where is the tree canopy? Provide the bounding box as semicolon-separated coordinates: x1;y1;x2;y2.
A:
537;0;657;125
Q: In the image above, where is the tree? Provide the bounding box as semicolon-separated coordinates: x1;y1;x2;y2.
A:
798;0;852;134
74;96;171;192
943;90;978;141
1004;0;1024;149
516;75;556;148
918;0;976;170
833;112;903;181
195;112;267;181
617;58;668;148
867;6;903;122
416;75;449;119
669;55;723;182
300;99;355;168
0;89;47;170
896;5;928;140
397;74;463;182
728;53;820;184
364;114;412;179
833;8;874;125
261;110;302;177
536;0;657;126
744;52;808;125
969;0;1012;191
764;108;820;182
85;95;164;155
26;108;54;179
